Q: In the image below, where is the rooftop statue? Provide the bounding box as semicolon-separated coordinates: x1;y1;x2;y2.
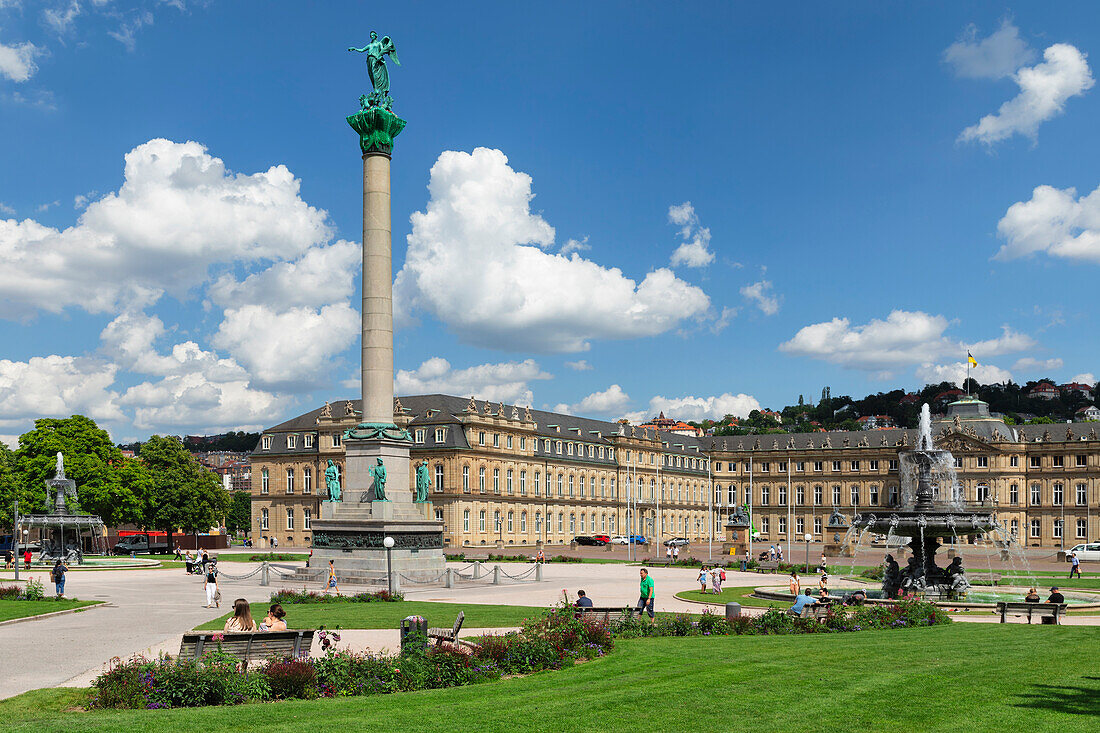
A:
349;31;400;110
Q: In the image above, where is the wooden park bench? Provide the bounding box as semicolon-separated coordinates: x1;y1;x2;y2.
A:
576;606;645;624
996;602;1068;625
788;603;832;621
178;630;314;666
428;611;465;645
757;560;781;574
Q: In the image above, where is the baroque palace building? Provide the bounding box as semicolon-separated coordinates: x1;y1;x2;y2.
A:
251;394;1100;551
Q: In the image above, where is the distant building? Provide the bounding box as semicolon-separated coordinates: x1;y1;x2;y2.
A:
1077;405;1100;421
898;393;920;405
639;412;702;437
857;415;896;430
933;389;964;407
759;410;783;425
1062;382;1095;399
1028;382;1059;400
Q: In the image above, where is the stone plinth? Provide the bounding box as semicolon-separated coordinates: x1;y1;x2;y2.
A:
722;521;750;558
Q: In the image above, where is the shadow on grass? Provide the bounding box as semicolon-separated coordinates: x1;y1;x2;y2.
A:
1013;675;1100;717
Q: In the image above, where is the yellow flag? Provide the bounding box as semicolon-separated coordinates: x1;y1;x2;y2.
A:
967;352;977;368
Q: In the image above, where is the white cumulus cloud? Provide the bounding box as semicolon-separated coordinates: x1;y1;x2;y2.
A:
779;311;1034;373
739;280;780;315
667;201;715;268
1011;356;1064;373
959;43;1093;145
0;138;332;319
0;38;44;82
917;362;1013;387
1071;373;1096;385
640;393;761;422
394;148;710;352
996;183;1100;263
394;357;551;406
0;355;123;428
554;384;632;418
944;19;1035;80
564;360;593;371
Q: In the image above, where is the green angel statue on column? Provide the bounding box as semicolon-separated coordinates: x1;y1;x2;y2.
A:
415;460;430;503
349;31;400;110
370;458;388;501
325;459;342;502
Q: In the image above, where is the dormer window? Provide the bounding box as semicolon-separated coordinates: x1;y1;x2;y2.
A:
304;434;314;448
261;435;272;450
435;428;447;443
414;429;425;443
287;434;297;449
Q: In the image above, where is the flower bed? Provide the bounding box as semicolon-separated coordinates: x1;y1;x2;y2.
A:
88;607;611;710
267;588;403;605
610;598;951;638
0;578;49;600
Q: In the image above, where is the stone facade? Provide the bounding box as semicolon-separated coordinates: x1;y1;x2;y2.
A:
251;395;1100;550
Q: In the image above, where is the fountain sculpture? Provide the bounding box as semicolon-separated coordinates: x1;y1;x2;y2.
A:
852;404;995;599
21;452;107;564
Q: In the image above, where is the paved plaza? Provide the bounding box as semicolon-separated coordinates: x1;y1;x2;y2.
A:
2;551;1098;701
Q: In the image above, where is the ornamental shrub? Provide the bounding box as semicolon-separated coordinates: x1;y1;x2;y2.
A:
0;584;21;599
264;657;317;700
268;588;403;605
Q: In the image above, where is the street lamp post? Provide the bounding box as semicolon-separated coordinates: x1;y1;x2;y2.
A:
803;533;812;574
13;500;19;581
383;535;395;594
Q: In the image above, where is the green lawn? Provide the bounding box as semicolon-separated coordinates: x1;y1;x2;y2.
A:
4;624;1099;732
677;586;779;608
0;599;99;623
194;600;546;631
1001;577;1100;591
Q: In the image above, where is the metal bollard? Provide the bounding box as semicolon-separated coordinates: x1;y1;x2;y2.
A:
392;572;402;594
260;561;269;586
725;602;742;621
445;567;454;588
492;565;501;585
473;561;482;579
535;563;543;581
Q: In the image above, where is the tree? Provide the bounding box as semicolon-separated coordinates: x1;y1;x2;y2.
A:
9;416;150;527
139;436;231;547
225;491;252;534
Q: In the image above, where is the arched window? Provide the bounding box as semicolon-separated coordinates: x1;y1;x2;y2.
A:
507;511;514;532
479;510;486;532
569;513;576;533
261;468;269;494
463;509;470;532
260;507;269;530
520;511;527;533
557;512;564;533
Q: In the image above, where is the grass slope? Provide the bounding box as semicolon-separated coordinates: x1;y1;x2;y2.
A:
4;624;1098;732
194;600;546;631
0;599;99;623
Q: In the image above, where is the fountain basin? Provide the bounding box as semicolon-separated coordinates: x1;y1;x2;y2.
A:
851;510;996;539
751;585;1100;611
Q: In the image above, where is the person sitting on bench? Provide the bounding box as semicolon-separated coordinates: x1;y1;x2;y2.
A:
1047;586;1065;604
791;589;816;615
574;589;594;608
224;598;257;631
260;603;288;631
1024;587;1040;603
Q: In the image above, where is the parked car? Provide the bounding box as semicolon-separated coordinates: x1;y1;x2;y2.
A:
610;535;630;545
573;535;605;546
663;537;690;547
592;534;611;544
627;535;648;545
1068;542;1100;561
112;533;170;555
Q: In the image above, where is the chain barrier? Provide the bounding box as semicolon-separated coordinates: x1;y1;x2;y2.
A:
497;564;538;580
214;566;263;581
398;570;448;585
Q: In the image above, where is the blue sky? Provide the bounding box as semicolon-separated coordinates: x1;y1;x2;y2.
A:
2;1;1100;444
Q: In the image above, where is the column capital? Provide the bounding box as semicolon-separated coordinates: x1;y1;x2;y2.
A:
347;106;407;156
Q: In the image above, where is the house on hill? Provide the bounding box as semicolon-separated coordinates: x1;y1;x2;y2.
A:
1028;382;1059;400
1077;405;1100;422
1062;382;1095;399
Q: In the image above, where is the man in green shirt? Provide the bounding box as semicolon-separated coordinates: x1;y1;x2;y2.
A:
638;568;655;621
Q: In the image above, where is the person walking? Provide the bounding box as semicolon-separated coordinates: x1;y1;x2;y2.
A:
698;566;709;593
1069;552;1082;579
776;545;784;563
3;548;12;569
666;544;673;563
271;536;279;551
23;548;32;569
325;559;340;594
788;570;801;596
673;545;680;562
637;568;655;622
51;558;68;598
768;545;776;561
203;562;220;608
818;553;828;573
711;566;723;594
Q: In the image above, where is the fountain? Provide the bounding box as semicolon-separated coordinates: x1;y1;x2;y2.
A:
21;452;107;564
852;404;995;599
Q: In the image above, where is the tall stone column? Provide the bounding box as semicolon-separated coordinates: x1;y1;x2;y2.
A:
361;152;394;426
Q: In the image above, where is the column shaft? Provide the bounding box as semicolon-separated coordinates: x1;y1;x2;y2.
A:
362;152;393;425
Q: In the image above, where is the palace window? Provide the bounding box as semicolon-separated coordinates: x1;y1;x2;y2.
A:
435;464;444;492
601;476;606;498
1030;518;1040;538
778;485;787;506
332;433;341;447
976;483;990;502
976;456;988;468
479;467;486;493
813;461;823;472
779;461;787;472
520;511;527;533
479;510;486;532
610;477;616;498
261;508;269;530
286;468;295;494
869;484;879;505
1009;483;1019;504
1077;518;1087;539
760;485;769;506
813;516;822;534
414;429;425;443
567;443;574;456
261;468;269;494
1010;456;1018;467
850;461;859;471
760;462;769;473
534;512;542;533
1076;454;1087;467
493;433;500;448
591;476;597;497
507;435;513;449
832;461;841;472
507;468;513;494
558;474;564;496
462;466;470;493
1053;455;1064;468
813;485;822;505
796;461;806;472
954;457;962;468
493;468;500;494
1010;519;1019;537
569;513;576;533
1030;456;1041;469
571;474;578;497
778;516;787;535
889;459;898;471
303;468;312;494
796;517;805;534
1053;518;1063;539
435;428;446;443
556;441;563;454
832;485;841;505
869;460;878;471
478;431;485;446
1077;483;1087;506
286;434;297;450
286;509;294;530
1053;482;1063;506
534;471;541;496
463;510;470;532
1030;483;1041;505
435;508;444;525
579;514;585;532
261;436;272;450
520;470;526;495
303;509;311;530
507;511;514;533
520;437;526;451
728;485;736;505
850;485;860;506
304;434;314;448
761;517;769;534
